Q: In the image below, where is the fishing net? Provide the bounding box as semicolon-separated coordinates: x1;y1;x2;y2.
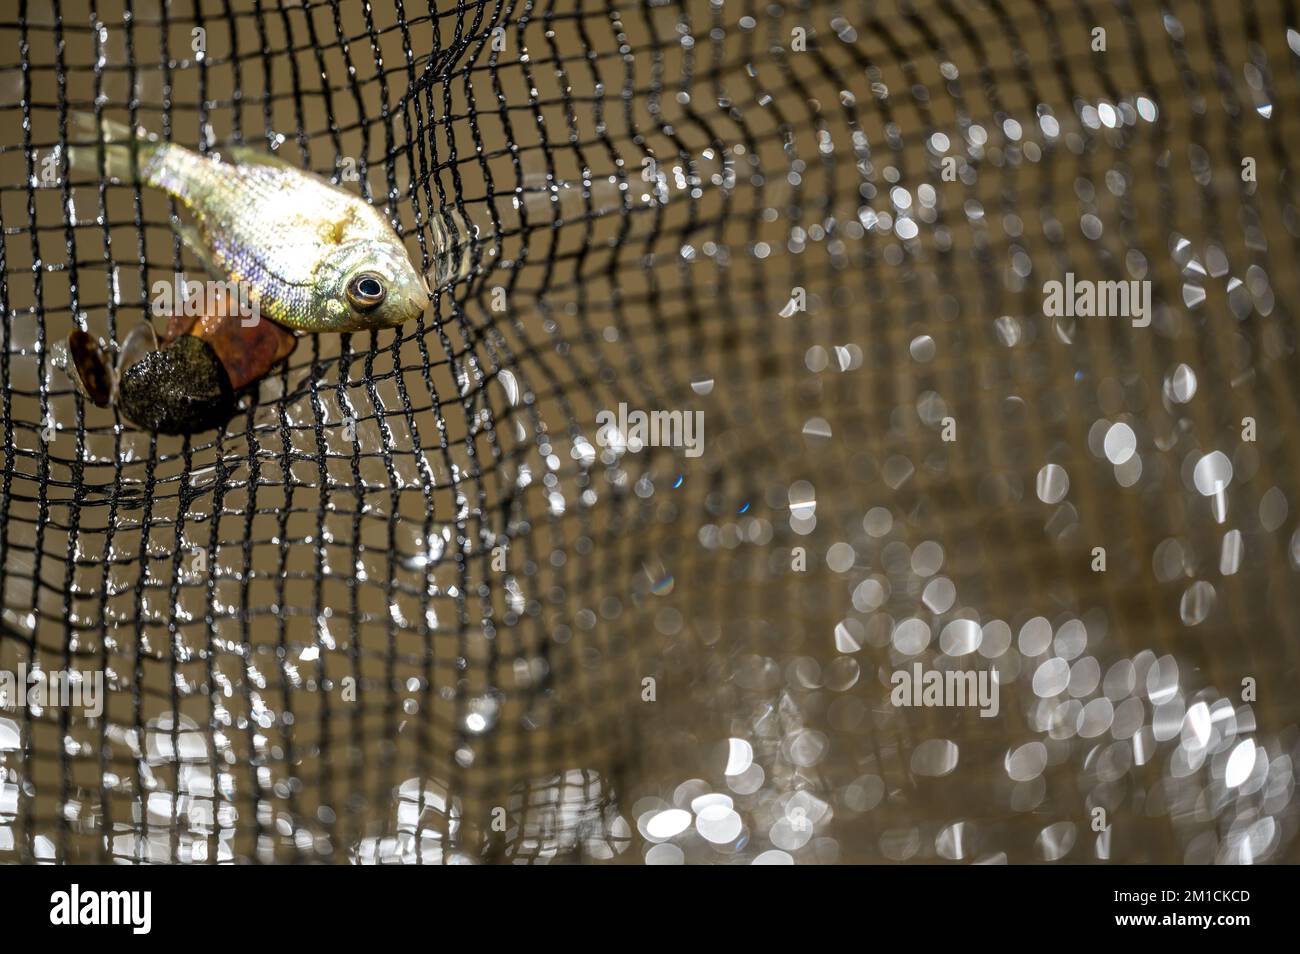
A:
2;0;1299;864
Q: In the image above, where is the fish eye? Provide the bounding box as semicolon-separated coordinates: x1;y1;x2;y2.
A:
346;272;387;311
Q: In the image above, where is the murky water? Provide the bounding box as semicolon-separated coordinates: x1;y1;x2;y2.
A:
1;0;1298;863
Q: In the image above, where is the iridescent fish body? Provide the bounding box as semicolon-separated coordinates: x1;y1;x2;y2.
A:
69;113;429;332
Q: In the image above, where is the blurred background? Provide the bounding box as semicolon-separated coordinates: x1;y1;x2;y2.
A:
0;0;1298;863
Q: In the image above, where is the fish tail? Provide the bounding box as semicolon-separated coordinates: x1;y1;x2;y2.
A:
68;111;163;183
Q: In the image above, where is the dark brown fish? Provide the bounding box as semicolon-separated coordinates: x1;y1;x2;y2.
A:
64;287;298;434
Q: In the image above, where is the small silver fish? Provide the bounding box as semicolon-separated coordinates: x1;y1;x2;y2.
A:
69;113;429;332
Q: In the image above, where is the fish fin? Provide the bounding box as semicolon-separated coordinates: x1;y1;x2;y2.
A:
64;331;115;407
67;111;160;183
186;309;299;392
117;320;160;376
170;215;225;278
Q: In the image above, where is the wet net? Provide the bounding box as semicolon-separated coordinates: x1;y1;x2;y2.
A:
2;0;1299;864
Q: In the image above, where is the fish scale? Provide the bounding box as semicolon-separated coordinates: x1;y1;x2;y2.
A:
163;155;361;285
208;232;317;327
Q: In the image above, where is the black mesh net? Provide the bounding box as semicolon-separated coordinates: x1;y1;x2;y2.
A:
2;0;1299;864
